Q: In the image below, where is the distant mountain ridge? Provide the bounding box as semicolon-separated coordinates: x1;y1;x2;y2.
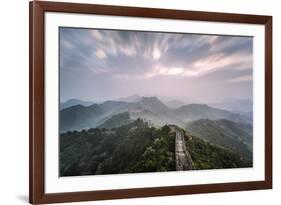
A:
116;94;142;102
162;99;186;109
60;99;94;110
210;98;253;113
174;104;248;123
117;95;193;109
60;96;250;133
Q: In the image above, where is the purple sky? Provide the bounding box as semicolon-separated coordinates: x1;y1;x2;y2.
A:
59;27;253;103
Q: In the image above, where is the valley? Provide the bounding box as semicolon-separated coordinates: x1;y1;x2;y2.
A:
59;96;253;176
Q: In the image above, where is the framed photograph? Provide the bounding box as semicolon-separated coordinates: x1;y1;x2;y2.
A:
29;1;272;204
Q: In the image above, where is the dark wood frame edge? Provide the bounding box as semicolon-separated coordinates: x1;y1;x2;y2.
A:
29;1;272;204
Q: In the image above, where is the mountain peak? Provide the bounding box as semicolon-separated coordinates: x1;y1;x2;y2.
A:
138;96;168;106
117;94;142;102
135;96;169;112
179;103;211;110
60;98;94;110
190;103;208;107
140;96;161;102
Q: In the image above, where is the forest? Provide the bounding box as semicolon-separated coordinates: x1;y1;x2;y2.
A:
60;119;251;176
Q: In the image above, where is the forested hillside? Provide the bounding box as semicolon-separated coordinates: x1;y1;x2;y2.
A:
186;119;252;161
60;119;251;177
185;135;252;169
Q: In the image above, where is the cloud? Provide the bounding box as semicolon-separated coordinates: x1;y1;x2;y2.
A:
191;51;252;74
91;30;103;40
153;48;161;60
61;39;74;49
227;75;253;83
60;28;253;80
59;27;253;102
95;49;107;59
145;64;198;78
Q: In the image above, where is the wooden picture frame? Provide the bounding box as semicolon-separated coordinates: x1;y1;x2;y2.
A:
29;1;272;204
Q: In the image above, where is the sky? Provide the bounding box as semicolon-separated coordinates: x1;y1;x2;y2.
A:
59;27;253;103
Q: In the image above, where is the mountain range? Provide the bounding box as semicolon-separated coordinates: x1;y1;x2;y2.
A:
60;95;199;110
60;96;251;133
60;96;253;173
60;99;94;110
210;98;253;113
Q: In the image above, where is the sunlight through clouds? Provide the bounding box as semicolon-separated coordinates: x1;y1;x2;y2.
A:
59;27;253;102
153;47;161;60
95;49;107;59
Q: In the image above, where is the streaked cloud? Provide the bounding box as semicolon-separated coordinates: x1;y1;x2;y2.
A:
227;75;253;83
60;27;253;102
